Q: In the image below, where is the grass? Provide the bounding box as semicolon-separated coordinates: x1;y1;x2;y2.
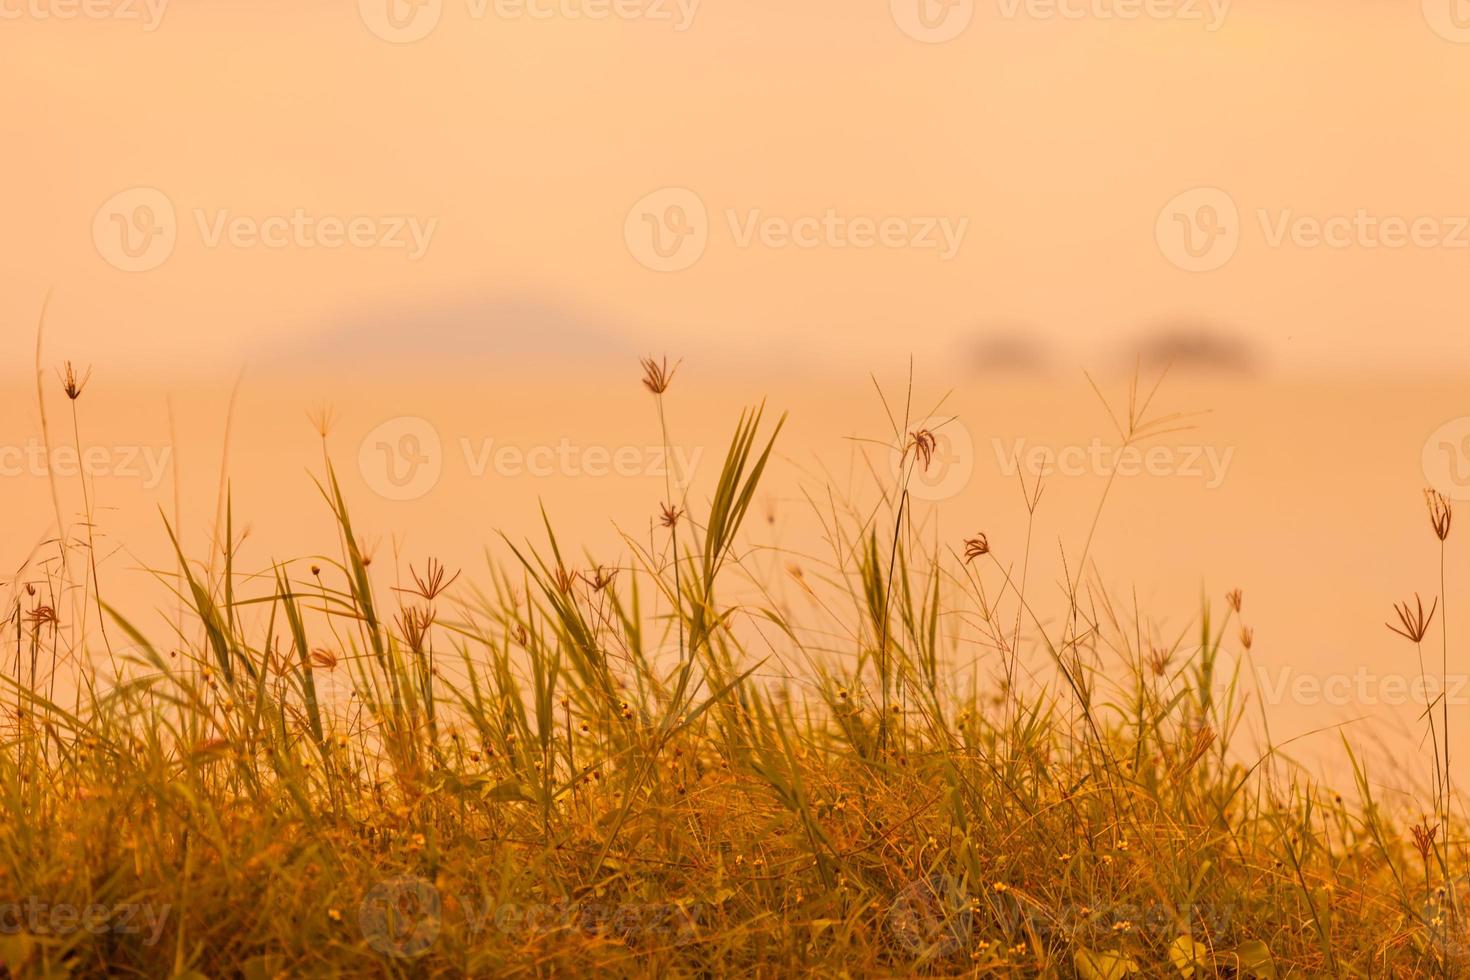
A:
1;358;1465;978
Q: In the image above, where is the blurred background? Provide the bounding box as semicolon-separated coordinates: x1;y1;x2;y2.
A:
5;0;1470;794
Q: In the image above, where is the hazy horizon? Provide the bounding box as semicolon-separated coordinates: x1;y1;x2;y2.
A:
8;1;1470;378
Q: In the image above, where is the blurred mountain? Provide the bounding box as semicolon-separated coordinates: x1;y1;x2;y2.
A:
270;295;637;370
1127;322;1261;375
963;328;1053;376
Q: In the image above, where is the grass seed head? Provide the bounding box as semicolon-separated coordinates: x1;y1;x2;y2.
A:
641;355;680;394
582;566;617;592
1412;821;1438;861
1388;593;1438;644
963;534;990;563
1426;488;1453;541
904;428;938;471
59;361;91;400
399;557;461;602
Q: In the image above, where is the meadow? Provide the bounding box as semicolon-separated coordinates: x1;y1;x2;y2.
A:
2;358;1464;978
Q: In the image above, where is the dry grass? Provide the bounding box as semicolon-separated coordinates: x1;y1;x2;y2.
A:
0;360;1463;978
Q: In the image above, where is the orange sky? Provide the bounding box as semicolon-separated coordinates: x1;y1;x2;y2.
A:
6;1;1470;377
